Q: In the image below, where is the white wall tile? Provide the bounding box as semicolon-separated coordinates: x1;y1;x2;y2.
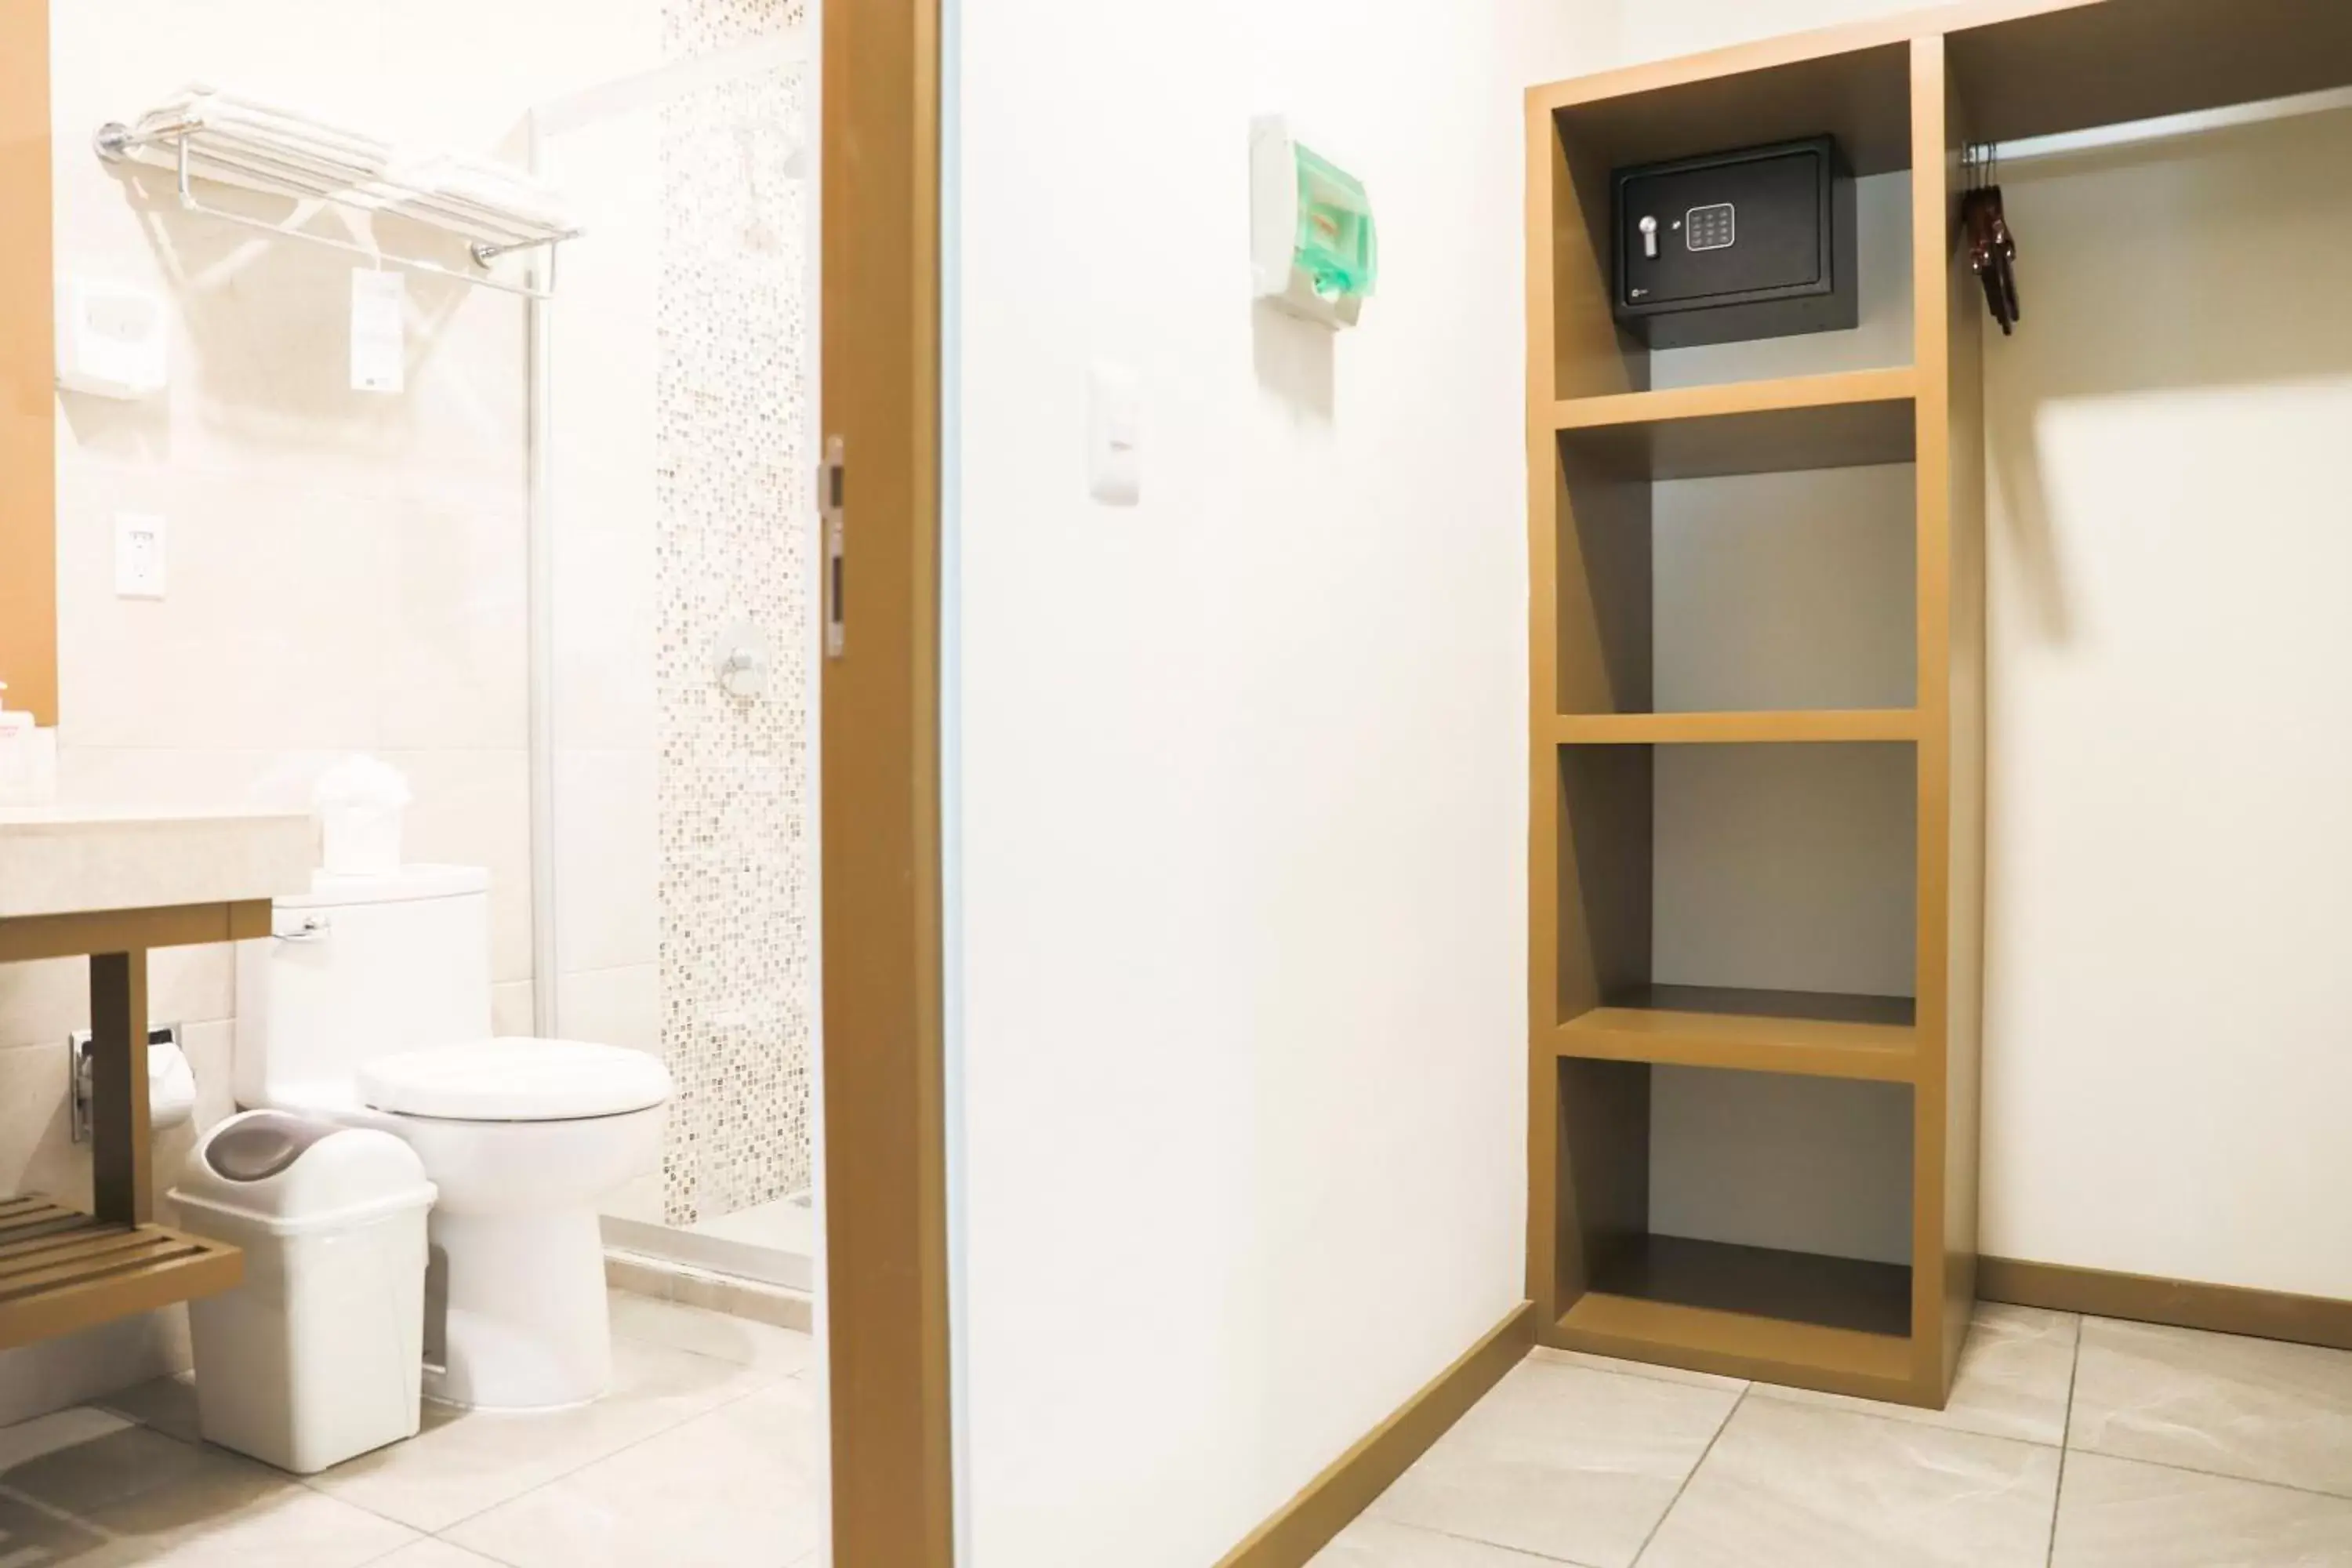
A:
55;466;391;753
57;746;343;815
0;943;234;1053
553;746;658;973
0;1040;82;1207
492;980;535;1037
0;1314;190;1430
557;964;661;1054
383;748;535;984
377;499;531;752
603;1171;666;1224
552;514;659;754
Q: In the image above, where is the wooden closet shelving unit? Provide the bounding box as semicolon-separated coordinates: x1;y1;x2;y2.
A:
1525;0;2352;1406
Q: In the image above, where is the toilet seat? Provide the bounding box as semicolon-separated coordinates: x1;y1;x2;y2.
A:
358;1037;671;1123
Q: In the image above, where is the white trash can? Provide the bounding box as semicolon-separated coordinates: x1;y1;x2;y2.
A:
170;1110;437;1474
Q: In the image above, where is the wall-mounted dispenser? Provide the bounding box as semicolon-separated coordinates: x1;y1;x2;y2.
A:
1250;117;1377;329
56;277;169;399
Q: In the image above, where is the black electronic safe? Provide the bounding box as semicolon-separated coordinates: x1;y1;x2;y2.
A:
1612;136;1856;349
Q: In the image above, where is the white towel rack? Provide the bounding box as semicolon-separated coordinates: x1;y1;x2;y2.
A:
95;104;579;301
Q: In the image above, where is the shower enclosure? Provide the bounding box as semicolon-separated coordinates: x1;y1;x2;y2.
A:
524;15;818;1291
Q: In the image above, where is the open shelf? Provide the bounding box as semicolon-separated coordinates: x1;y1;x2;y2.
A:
1541;38;1915;177
1553;423;1916;722
1558;1250;1914;1400
1555;710;1916;745
1553;741;1918;1029
1559;985;1917;1083
0;1196;243;1351
1553;370;1917;481
1530;5;2003;1410
1591;1233;1910;1338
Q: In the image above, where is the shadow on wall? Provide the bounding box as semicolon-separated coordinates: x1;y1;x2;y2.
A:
60;158;486;466
1250;300;1335;422
1984;108;2352;645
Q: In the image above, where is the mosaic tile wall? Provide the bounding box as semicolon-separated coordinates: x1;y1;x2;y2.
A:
655;0;815;1225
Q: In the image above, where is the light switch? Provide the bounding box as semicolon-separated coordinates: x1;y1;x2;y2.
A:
114;512;166;599
1087;361;1141;506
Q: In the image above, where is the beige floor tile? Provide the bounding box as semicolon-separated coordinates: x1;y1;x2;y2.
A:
1638;1397;2060;1568
0;1406;244;1518
445;1377;824;1567
2050;1451;2352;1568
0;1488;111;1558
608;1289;817;1375
82;1482;419;1566
1369;1359;1737;1568
97;1372;204;1446
1751;1303;2079;1446
302;1336;780;1533
1525;1345;1748;1394
0;1407;417;1567
365;1539;514;1567
1315;1515;1585;1565
2069;1316;2352;1497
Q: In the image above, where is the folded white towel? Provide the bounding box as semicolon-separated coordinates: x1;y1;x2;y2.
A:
397;153;574;227
141;84;393;172
119;85;578;249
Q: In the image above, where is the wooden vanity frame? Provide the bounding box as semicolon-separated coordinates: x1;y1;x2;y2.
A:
0;903;263;1348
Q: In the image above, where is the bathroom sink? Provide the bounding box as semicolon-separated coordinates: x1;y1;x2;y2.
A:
0;805;313;921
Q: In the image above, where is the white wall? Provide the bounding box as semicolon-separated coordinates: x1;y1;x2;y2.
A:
0;0;653;1424
947;2;1613;1563
1615;0;1918;64
1976;107;2352;1299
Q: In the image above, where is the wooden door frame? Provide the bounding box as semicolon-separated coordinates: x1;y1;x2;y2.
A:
819;0;954;1563
1;0;58;727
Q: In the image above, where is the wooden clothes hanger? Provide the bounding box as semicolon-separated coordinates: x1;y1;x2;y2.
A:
1962;142;2021;335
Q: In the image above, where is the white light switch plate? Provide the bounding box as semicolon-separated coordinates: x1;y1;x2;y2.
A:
1087;361;1142;506
114;512;166;599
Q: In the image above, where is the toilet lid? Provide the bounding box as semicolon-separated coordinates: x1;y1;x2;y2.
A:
358;1038;672;1123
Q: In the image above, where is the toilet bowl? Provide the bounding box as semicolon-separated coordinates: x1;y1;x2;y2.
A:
235;866;672;1411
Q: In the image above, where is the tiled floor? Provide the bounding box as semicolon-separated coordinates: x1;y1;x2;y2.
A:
0;1291;823;1566
1319;1306;2352;1567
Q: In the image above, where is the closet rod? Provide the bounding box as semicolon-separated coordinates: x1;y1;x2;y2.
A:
1972;81;2352;169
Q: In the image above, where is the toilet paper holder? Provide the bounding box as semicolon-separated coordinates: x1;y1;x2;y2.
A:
69;1022;190;1143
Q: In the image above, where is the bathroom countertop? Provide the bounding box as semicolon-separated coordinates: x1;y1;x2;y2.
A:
0;805;314;922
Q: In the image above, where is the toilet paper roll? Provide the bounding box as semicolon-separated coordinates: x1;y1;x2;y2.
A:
149;1040;198;1131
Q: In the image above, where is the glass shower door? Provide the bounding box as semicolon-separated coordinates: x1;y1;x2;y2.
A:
529;21;818;1290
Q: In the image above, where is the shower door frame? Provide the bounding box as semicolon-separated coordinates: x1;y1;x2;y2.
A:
820;0;954;1563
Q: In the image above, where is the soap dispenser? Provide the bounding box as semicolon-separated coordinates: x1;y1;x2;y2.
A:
0;682;58;807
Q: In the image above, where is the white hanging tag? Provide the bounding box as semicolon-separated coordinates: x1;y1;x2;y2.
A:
350;268;406;394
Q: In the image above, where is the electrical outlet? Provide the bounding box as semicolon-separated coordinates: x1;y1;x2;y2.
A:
114;512;166;599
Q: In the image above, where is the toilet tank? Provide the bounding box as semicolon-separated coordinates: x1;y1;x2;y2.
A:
235;865;497;1109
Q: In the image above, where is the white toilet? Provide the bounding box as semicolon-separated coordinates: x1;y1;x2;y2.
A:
234;865;670;1412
